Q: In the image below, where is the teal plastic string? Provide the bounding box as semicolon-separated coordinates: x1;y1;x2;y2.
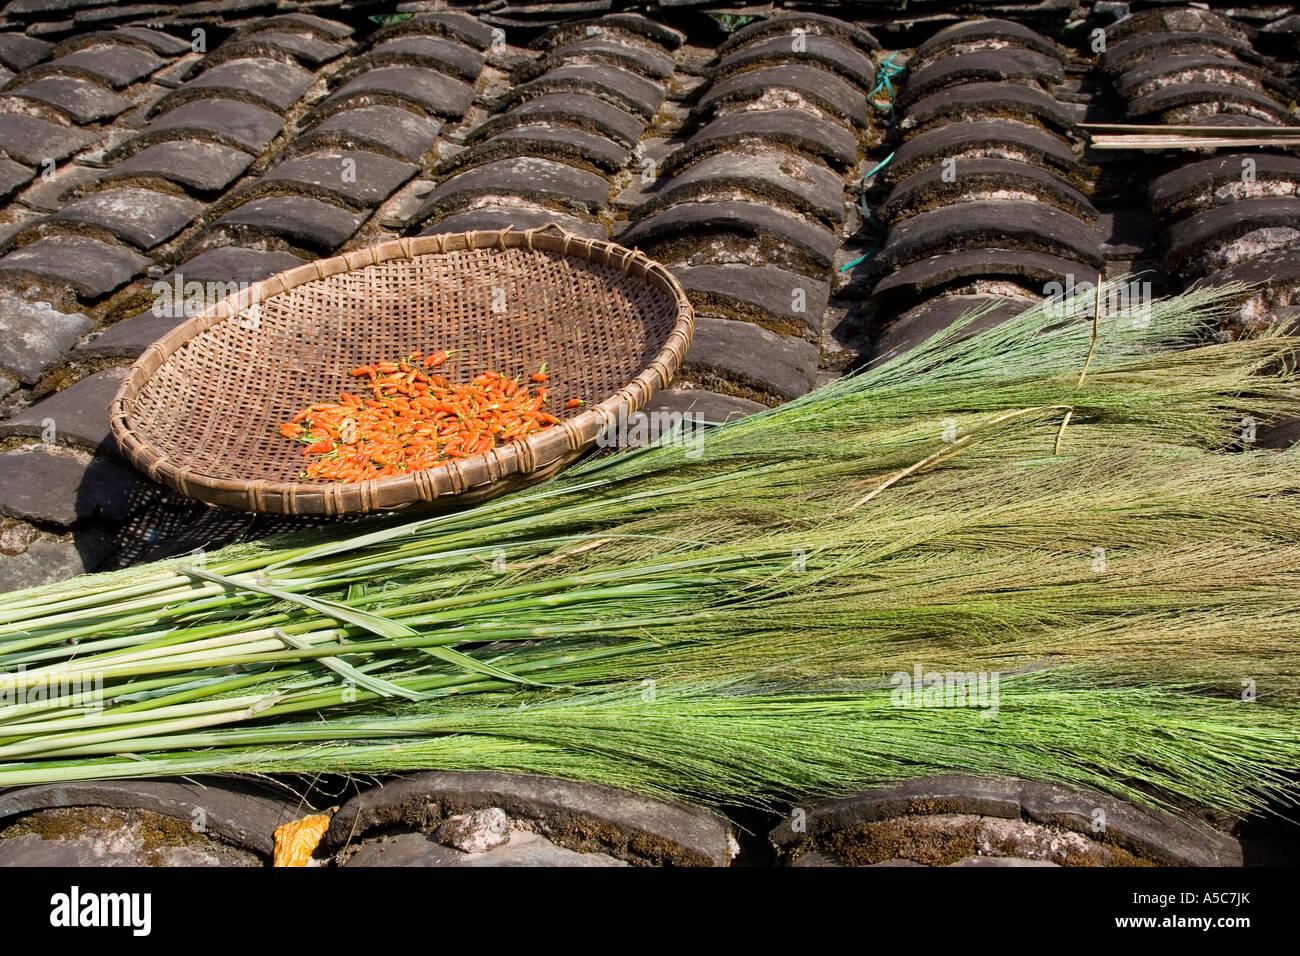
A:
839;247;878;273
860;151;895;184
870;51;906;114
855;149;894;216
842;54;905;273
841;150;894;272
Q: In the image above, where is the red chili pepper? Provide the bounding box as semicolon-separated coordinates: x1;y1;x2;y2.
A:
282;357;565;481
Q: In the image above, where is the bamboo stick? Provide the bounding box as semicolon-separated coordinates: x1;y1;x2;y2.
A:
1090;135;1300;150
1081;122;1300;137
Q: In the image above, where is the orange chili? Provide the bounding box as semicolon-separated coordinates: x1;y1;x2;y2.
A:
280;351;573;482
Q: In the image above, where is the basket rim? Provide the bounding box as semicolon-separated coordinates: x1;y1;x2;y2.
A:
110;223;695;515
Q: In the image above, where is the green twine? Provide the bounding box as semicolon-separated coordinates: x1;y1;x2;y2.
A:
860;151;895;183
870;51;906;113
841;151;895;271
840;53;906;274
839;247;878;273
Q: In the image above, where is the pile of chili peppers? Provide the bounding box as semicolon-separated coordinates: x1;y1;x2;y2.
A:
279;350;584;482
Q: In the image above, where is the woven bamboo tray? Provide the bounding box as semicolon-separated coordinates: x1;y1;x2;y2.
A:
110;224;694;515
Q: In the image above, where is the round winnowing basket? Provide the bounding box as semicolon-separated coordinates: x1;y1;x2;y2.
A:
110;225;694;515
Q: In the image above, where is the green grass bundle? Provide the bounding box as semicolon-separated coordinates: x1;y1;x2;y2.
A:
2;282;1298;820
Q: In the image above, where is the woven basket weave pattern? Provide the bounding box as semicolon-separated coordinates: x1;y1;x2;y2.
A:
112;227;693;514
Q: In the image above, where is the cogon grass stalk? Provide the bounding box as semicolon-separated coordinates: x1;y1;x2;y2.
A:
1;282;1299;821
